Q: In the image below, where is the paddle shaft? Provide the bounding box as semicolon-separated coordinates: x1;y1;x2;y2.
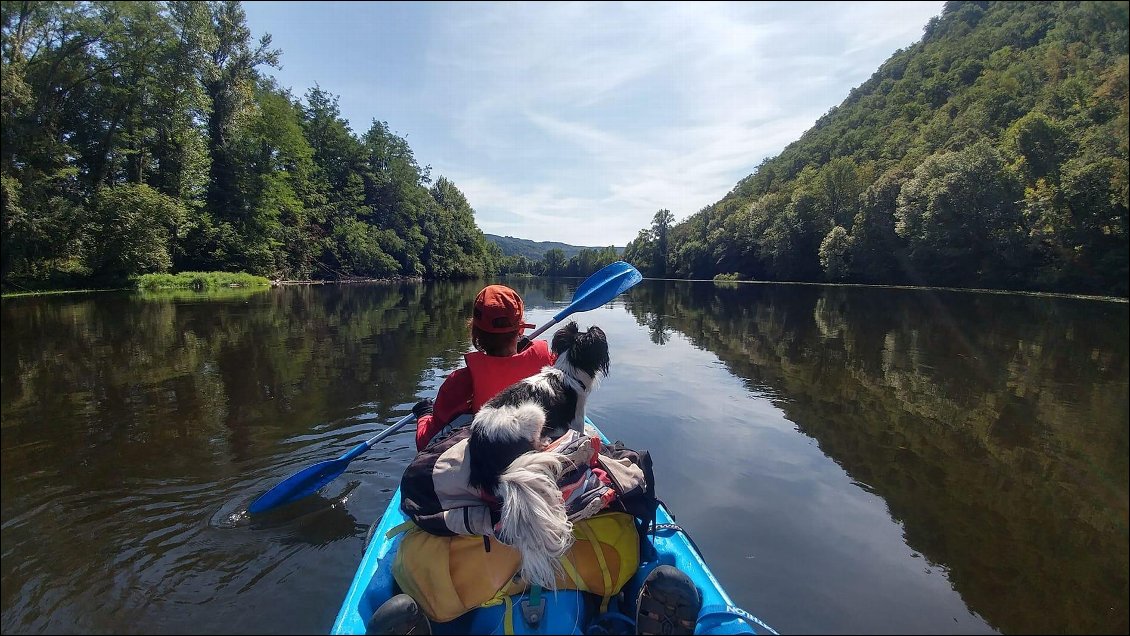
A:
340;413;416;462
523;316;561;343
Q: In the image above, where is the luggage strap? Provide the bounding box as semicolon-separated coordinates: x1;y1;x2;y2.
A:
385;520;416;539
575;520;614;613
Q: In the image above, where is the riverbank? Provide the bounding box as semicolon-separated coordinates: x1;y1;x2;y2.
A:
702;277;1130;303
4;274;1124;302
0;275;424;298
270;276;422;286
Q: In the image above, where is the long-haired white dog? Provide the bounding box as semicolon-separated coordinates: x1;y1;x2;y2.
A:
467;321;610;588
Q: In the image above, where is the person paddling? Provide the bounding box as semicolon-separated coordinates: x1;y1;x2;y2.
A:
412;284;555;450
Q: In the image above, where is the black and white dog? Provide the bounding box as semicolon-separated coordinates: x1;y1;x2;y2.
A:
467;321;610;588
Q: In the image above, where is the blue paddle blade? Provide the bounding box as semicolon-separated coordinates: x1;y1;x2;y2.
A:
246;414;414;516
553;261;643;321
247;457;350;514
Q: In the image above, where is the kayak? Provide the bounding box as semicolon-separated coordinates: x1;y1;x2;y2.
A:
331;417;777;635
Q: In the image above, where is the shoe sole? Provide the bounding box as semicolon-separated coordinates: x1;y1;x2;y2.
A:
635;566;701;635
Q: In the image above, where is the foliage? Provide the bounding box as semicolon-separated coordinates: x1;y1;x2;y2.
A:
629;1;1129;296
0;1;499;290
86;184;187;284
135;270;270;290
542;248;567;275
818;225;851;281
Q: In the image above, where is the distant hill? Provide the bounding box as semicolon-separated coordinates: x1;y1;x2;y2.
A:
486;234;621;261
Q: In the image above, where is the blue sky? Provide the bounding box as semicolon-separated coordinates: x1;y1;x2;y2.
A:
242;1;945;247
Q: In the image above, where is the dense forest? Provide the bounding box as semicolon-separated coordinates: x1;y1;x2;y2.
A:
623;1;1129;296
0;1;508;289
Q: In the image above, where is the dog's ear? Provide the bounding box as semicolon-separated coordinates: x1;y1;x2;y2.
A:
551;321;580;355
572;325;611;377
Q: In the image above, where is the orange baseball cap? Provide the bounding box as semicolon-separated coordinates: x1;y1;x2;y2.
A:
472;285;536;334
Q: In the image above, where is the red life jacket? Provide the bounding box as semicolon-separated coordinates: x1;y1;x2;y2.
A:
463;340;554;411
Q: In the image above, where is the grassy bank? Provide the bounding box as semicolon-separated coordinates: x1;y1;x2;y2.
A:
136;271;272;291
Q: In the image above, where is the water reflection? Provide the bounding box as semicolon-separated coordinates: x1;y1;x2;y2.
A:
1;280;1126;634
0;283;482;634
622;281;1129;635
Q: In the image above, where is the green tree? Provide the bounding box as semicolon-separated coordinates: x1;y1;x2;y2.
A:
426;176;496;278
0;1;511;289
622;228;655;276
817;157;863;229
201;0;278;228
848;168;907;283
1057;157;1129;295
650;209;675;277
151;1;212;206
299;86;369;277
361;120;428;275
1;2;95;281
1003;111;1069;181
542;248;567;275
819;225;851;281
233;82;318;276
566;246;619;277
895;142;1026;286
84;183;186;284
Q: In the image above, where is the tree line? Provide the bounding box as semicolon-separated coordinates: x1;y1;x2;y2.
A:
497;245;621;277
623;1;1128;297
1;1;501;289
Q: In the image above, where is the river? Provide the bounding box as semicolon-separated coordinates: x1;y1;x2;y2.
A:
1;279;1126;634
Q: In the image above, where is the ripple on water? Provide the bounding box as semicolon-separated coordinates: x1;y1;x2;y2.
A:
209;480;361;530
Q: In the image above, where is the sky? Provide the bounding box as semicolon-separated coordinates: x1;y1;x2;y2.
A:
242;1;946;247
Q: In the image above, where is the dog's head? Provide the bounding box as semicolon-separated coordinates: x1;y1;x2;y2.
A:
551;321;610;381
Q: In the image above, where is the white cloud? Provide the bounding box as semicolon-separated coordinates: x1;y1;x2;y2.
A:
279;1;941;247
410;1;945;246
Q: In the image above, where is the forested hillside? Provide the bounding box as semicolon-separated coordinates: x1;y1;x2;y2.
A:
624;1;1128;296
1;1;500;289
487;234;624;277
487;234;591;261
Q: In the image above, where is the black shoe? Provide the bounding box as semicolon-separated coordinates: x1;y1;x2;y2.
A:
635;565;701;635
366;594;432;635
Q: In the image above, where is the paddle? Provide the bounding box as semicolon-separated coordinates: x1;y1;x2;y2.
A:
519;260;643;348
248;260;642;515
247;413;416;515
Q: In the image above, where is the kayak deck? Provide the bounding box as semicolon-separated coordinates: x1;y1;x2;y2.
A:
331;418;776;635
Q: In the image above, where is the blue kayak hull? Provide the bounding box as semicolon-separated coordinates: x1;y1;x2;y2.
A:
331;418;775;635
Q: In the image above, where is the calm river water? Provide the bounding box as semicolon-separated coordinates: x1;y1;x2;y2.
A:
1;279;1126;635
